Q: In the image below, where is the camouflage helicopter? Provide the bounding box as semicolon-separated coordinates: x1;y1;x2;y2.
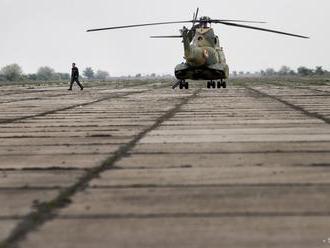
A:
87;8;309;89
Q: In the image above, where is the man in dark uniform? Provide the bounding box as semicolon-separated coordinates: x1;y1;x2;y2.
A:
68;63;83;90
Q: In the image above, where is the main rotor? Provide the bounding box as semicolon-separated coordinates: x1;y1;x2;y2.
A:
87;8;309;39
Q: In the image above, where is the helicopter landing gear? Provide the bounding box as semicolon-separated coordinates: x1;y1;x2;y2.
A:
207;80;227;89
179;80;189;89
173;80;189;90
207;81;216;89
217;79;227;88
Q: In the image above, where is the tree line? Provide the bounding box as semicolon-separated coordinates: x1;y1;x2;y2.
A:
0;64;110;82
1;64;329;82
232;66;329;77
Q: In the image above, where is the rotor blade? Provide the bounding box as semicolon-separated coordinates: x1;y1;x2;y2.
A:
215;21;309;38
194;8;199;21
212;19;266;24
192;8;200;27
87;20;193;32
150;35;183;38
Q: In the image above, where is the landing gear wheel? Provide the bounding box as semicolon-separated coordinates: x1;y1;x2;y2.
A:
212;81;216;88
222;81;227;88
179;80;189;90
217;81;221;88
207;81;211;89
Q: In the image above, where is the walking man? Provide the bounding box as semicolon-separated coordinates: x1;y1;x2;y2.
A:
68;63;84;90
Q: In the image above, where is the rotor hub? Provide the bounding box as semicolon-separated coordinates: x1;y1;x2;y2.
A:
199;16;211;28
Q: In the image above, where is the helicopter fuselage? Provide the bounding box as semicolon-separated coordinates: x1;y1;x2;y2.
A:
175;27;229;80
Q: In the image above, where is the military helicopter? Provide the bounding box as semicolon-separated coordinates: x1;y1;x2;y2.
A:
87;8;309;89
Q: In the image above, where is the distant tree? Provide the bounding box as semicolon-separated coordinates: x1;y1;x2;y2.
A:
27;74;38;81
278;66;291;76
135;73;142;78
95;70;110;80
37;66;55;80
297;66;313;76
150;73;156;77
232;71;238;77
265;68;275;76
0;64;23;81
289;70;296;76
315;66;325;75
54;73;70;80
83;67;95;80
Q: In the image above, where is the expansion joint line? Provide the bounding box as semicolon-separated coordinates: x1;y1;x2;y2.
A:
0;88;201;248
244;85;330;125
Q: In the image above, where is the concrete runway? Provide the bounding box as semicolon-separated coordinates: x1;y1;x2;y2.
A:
0;80;330;247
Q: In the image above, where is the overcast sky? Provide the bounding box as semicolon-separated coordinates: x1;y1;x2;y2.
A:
0;0;329;76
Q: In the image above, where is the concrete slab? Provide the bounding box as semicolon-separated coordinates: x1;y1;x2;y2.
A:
132;142;330;153
151;126;330;134
90;166;330;187
22;217;330;248
114;153;330;168
0;137;130;146
0;144;120;155
1;81;330;248
140;133;330;143
0;220;20;241
60;186;330;216
0;170;85;188
0;189;58;216
0;154;107;169
0;130;139;138
160;119;324;126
